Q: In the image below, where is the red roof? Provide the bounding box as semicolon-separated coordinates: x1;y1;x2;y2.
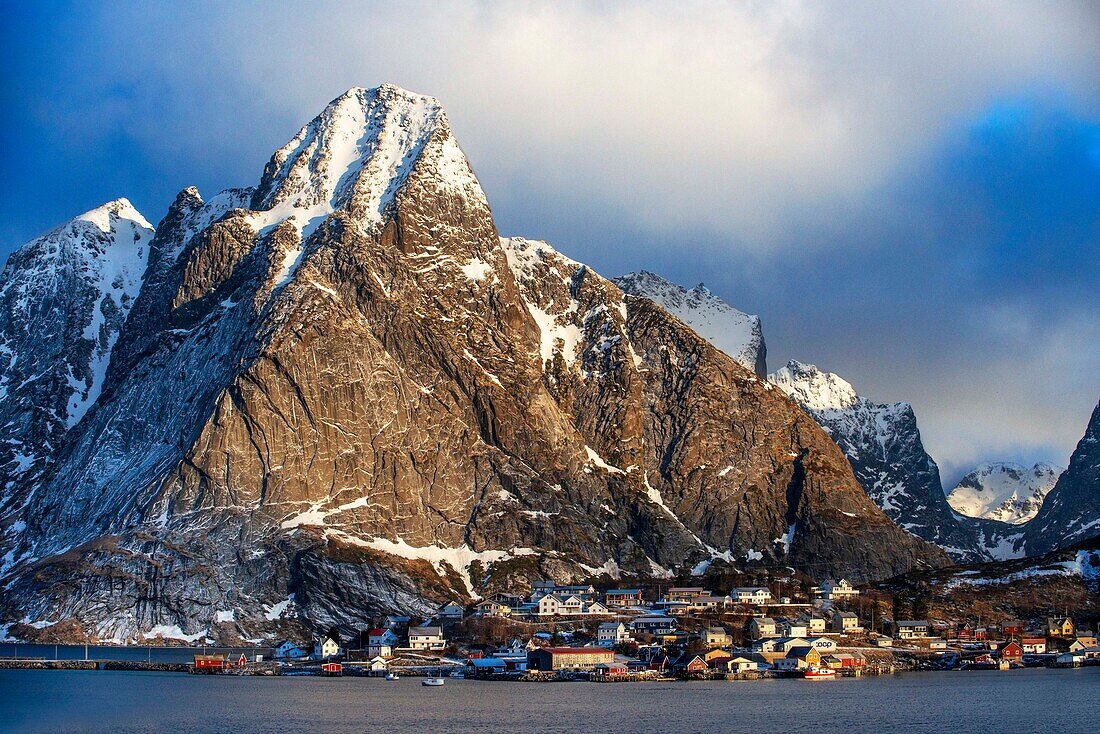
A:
367;629;387;636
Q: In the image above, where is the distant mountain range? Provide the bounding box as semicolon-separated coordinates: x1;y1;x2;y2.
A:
622;273;1100;565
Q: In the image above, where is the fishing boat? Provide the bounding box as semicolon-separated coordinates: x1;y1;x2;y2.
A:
385;672;399;681
803;666;836;680
422;677;445;686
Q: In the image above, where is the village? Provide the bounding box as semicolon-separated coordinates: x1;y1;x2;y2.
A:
191;578;1100;681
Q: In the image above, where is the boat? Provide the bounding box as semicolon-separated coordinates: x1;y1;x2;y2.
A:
803;666;836;680
422;677;445;686
449;670;465;679
385;672;399;681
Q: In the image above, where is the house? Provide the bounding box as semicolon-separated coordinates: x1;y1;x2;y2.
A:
675;654;709;674
872;636;894;647
823;653;865;670
467;657;507;676
774;646;821;671
631;616;677;635
806;615;827;635
474;599;512;618
527;647;614;671
782;620;809;638
1021;637;1047;654
1069;635;1098;652
695;595;733;609
586;601;610;616
437;601;466;620
832;611;860;634
538;594;564;617
1002;620;1026;636
750;617;779;639
597;621;631;648
408;626;446;650
929;639;947;650
997;640;1024;662
1046;616;1075;638
558;595;586;615
367;656;389;674
731;587;773;606
721;656;758;674
556;585;597;602
383;615;410;630
314;636;341;660
592;662;630;677
704;627;732;648
193;654;227;670
273;640;307;659
666;587;706;603
894;620;929;640
604;589;643;606
366;628;399;658
816;578;859;600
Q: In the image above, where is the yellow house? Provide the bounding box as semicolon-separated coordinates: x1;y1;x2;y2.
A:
704;648;732;662
1047;617;1075;638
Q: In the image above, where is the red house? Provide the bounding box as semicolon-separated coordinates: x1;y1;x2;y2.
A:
1002;621;1025;636
193;654;227;671
997;641;1023;662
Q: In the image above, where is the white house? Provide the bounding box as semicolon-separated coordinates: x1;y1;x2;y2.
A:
274;640;307;659
586;601;610;616
367;628;400;657
732;587;773;606
831;611;861;634
559;595;586;615
704;627;733;648
816;578;859;600
367;656;389;673
314;636;341;660
783;620;809;638
437;601;465;620
750;617;778;640
894;620;929;640
597;621;631;647
538;594;564;616
806;616;827;635
408;626;447;650
696;595;733;609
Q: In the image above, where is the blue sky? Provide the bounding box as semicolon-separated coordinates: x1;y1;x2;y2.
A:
2;1;1098;484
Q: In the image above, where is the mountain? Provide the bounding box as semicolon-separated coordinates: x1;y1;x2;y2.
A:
1022;401;1100;555
946;462;1061;524
0;84;947;644
613;271;766;376
768;360;999;563
0;199;153;527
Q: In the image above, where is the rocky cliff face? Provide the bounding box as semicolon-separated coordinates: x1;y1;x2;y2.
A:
0;200;153;533
768;360;1000;563
1023;401;1100;555
0;85;947;644
947;462;1061;524
613;271;766;377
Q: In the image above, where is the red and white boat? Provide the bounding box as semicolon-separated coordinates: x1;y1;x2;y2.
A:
803;666;836;680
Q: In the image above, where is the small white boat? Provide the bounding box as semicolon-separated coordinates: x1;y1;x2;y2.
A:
385;672;399;681
422;677;445;686
449;670;465;679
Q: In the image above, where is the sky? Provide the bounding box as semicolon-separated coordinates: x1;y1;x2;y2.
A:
2;1;1098;485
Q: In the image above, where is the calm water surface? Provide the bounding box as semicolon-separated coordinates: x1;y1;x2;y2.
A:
1;667;1097;733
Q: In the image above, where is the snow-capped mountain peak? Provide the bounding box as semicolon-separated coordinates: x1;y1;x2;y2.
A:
769;360;860;412
613;270;767;376
947;462;1063;524
248;84;482;242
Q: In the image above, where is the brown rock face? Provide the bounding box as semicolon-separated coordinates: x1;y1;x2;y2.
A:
0;85;947;641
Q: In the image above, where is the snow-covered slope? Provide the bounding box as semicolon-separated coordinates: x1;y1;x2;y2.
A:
0;199;153;516
613;271;766;376
947;463;1061;524
769;360;998;562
